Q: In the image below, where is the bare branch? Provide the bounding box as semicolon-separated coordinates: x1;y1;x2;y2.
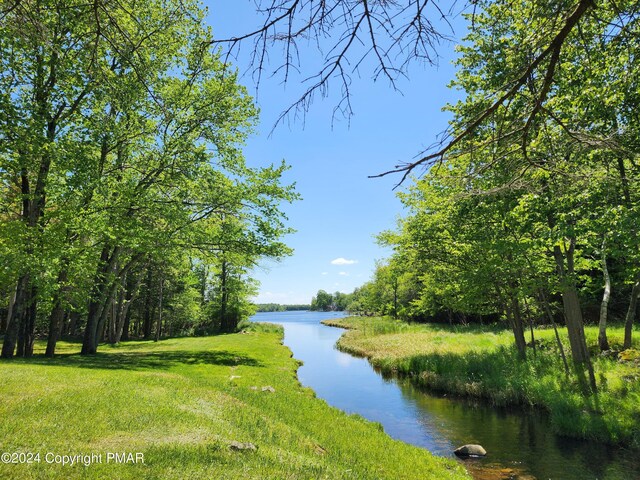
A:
213;1;454;127
369;0;595;187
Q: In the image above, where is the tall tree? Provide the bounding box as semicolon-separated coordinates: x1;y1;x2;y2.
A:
1;0;298;357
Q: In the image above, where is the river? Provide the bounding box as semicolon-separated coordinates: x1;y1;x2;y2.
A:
250;311;640;480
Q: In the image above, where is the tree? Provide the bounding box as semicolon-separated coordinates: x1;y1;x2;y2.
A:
311;290;334;311
1;0;298;357
213;1;639;183
333;292;350;312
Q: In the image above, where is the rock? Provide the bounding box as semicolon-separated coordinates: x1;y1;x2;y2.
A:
313;444;327;455
229;441;257;451
261;386;276;393
454;444;487;457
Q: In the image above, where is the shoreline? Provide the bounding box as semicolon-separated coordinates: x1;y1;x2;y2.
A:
321;316;640;450
0;323;469;480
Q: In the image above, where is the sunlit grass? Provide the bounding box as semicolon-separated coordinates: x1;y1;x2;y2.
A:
324;317;511;360
323;317;640;448
0;323;468;480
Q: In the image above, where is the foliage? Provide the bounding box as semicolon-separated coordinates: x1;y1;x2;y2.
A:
328;317;640;447
309;290;353;312
0;0;299;356
345;0;640;385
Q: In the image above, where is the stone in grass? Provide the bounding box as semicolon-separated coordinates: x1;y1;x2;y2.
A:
261;386;276;393
313;444;327;455
454;444;487;458
229;441;257;452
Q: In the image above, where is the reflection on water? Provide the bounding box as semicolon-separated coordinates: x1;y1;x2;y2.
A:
251;312;640;480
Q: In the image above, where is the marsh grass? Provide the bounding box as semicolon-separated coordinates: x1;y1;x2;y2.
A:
0;323;468;480
324;317;640;448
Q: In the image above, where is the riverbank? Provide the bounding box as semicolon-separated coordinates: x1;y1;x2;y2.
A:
0;323;468;480
322;316;640;449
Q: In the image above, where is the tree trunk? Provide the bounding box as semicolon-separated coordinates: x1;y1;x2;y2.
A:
623;279;640;349
2;287;16;336
617;157;638;349
1;37;68;356
523;297;536;357
81;246;140;354
154;276;164;342
9;60;60;357
107;298;116;344
142;267;154;339
538;289;570;376
96;293;114;345
81;245;113;355
108;273;127;344
553;244;597;392
220;259;230;332
91;253;140;350
45;299;66;357
392;278;398;319
110;280;125;344
2;171;37;358
598;247;611;351
115;272;144;343
17;116;59;357
114;279;128;343
26;283;37;357
67;311;80;337
506;294;527;360
45;267;69;357
1;276;29;358
121;308;132;341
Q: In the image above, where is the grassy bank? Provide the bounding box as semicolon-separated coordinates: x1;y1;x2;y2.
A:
0;323;468;480
323;317;640;448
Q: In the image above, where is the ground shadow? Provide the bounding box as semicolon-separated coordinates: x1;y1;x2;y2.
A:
8;349;263;371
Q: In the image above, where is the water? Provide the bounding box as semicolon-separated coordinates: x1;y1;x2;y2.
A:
251;311;640;480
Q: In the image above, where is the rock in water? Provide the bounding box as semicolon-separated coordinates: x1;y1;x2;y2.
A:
454;444;487;457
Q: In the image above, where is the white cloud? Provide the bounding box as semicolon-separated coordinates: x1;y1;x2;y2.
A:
338;271;349;276
321;272;329;275
331;257;358;265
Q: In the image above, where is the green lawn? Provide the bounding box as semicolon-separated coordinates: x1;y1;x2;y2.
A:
0;323;468;480
323;316;640;448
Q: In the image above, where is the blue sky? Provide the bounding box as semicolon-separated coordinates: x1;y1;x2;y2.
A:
204;2;465;304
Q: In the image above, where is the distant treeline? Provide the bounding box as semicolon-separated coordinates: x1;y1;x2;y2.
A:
309;291;351;312
254;304;311;312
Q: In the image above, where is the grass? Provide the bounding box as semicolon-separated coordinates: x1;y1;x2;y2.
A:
323;316;640;448
0;323;469;480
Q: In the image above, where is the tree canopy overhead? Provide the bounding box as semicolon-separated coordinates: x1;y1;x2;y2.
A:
214;0;639;183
